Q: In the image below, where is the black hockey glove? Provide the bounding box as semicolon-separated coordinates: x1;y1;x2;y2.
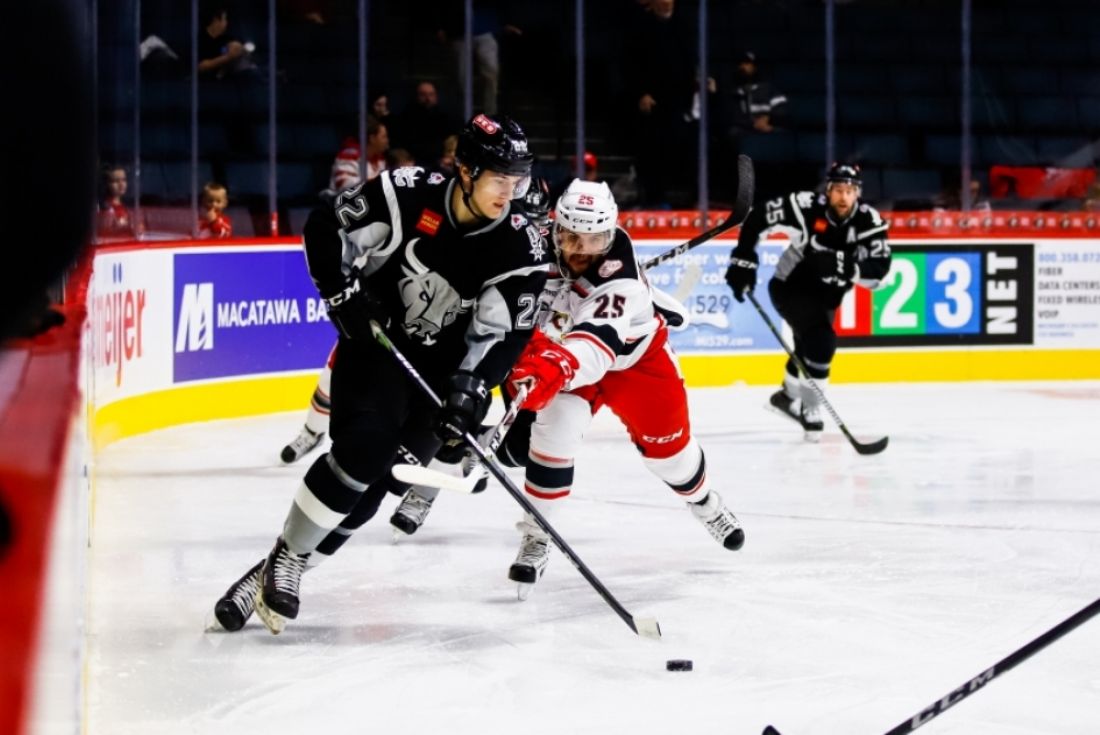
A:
724;248;759;302
807;247;857;288
323;275;387;340
436;371;491;442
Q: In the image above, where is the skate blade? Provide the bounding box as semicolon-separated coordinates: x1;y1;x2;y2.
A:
516;583;535;601
391;526;409;544
254;594;287;635
803;429;823;443
765;402;802;426
203;613;228;633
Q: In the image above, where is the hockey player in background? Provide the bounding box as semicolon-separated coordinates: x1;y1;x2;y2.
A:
213;114;550;635
494;179;745;598
724;162;892;439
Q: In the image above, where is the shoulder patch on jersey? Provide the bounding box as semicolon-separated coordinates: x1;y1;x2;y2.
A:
416;208;442;236
511;213;528;230
427;172;445;185
598;259;624;278
392;166;426;187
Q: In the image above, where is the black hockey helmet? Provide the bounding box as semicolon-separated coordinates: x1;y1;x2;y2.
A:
456;113;535;180
826;162;862;188
520;177;552;230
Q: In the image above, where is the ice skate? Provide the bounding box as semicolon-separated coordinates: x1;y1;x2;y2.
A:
211;559;263;632
800;402;824;441
389;487;436;541
280;425;323;464
767;388;801;425
689;491;745;551
508;519;551;600
255;537;309;635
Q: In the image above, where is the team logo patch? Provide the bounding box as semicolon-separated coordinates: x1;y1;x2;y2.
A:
526;226;546;261
598;259;623;278
511;213;528;230
813;218;828;233
427;172;445;185
472;114;499;134
416;209;442;236
392;166;424;188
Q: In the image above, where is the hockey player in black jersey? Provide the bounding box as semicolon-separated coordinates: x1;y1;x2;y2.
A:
213;114;551;634
724;163;892;439
386;176;555;538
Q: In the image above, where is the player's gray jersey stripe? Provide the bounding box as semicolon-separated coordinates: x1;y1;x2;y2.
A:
788;192;809;244
482;262;550;289
856;224;889;239
460;284;513;372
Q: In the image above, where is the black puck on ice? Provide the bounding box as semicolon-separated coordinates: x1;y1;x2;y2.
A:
666;659;693;672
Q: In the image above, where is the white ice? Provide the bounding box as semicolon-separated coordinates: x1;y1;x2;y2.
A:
87;382;1100;735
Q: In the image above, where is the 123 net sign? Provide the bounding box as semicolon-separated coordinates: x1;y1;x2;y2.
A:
836;243;1034;347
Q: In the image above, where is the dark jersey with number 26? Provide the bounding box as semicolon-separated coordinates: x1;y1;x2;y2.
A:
303;166;551;386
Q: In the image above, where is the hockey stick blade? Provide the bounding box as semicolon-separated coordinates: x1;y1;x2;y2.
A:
390;463;481;493
641;154;755;271
852;434;889;455
632;616;663;640
371;321;661;641
392;384;532;494
747;293;888;457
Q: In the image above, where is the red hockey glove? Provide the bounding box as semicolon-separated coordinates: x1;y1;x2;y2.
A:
508;342;580;412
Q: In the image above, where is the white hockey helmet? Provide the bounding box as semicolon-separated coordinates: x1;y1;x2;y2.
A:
552;179;618;259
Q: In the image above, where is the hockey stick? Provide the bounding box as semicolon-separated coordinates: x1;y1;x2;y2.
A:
641;154;755;271
762;595;1100;735
372;322;662;640
391;384;530;494
746;292;888;455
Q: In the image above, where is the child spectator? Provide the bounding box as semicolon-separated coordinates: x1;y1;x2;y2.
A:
197;182;233;239
97;164;141;239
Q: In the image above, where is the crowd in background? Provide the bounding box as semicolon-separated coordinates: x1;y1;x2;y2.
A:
95;0;1100;240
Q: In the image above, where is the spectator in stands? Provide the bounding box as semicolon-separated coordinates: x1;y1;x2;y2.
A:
371;92;392;128
435;134;459;175
726;50;788;135
577;151;600;183
322;115;390;199
434;0;523;115
198;4;260;184
197;4;258;82
392;81;460;169
625;0;696;208
389;148;416;168
279;0;335;25
934;176;992;213
547;151;601;204
97;165;142;239
1082;182;1100;212
197;182;233;239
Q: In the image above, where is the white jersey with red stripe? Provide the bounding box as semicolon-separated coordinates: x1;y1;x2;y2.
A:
536;228;687;389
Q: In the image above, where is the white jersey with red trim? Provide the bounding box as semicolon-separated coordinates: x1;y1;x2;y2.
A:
536;228;687;389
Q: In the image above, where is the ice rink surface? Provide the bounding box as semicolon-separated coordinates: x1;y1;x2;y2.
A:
87;381;1100;735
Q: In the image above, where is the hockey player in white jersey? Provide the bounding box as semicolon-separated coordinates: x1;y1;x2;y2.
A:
498;179;745;598
725;162;892;439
